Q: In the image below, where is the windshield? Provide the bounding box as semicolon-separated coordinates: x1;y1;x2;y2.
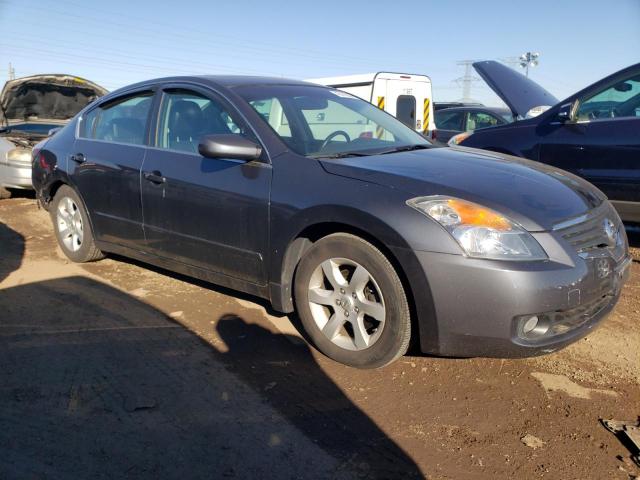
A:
235;84;431;158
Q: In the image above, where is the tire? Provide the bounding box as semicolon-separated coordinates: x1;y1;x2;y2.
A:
294;233;411;369
50;185;104;263
0;187;11;199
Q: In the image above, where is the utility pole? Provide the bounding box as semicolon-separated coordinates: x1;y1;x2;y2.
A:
519;52;540;77
8;63;15;80
454;60;481;102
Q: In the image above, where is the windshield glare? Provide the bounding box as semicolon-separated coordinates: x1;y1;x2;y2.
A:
235;84;431;157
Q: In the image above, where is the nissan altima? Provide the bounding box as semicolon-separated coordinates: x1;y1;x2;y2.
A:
31;76;631;368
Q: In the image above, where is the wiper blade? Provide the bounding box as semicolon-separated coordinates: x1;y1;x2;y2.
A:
378;144;431;155
312;151;372;159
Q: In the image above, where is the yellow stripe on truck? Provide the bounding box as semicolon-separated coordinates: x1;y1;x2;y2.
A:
376;96;385;138
423;98;431;133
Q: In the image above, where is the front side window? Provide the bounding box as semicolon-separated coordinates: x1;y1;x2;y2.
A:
81;92;153;145
236;85;430;158
156;90;244;153
577;72;640;121
466;111;502;130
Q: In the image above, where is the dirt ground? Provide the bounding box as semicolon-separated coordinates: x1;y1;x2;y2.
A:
1;195;639;480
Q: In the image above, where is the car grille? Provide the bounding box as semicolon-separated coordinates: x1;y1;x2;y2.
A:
547;294;613;336
554;204;622;255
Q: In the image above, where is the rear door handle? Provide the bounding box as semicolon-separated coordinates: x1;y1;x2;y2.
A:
70;153;85;163
143;170;166;184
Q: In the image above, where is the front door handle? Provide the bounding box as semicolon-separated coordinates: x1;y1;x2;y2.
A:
70;153;85;163
143;170;166;184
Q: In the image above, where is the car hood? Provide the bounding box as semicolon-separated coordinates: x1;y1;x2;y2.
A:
472;61;559;119
0;74;107;122
320;147;604;232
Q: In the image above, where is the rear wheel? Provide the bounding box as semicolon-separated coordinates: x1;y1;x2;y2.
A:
50;185;104;263
294;233;411;368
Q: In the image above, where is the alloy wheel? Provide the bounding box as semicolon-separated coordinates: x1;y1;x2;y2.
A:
56;196;84;252
307;257;386;351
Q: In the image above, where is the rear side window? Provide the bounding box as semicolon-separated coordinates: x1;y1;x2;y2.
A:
435;110;463;130
80;92;153;145
396;95;416;128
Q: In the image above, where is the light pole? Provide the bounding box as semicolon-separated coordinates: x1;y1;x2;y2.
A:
519;52;540;77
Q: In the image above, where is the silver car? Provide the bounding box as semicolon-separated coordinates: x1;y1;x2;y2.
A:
0;74;107;198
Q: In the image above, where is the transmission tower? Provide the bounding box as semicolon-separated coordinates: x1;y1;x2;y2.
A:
8;63;15;80
454;60;481;102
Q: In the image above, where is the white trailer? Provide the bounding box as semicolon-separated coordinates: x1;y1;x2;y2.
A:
307;72;435;137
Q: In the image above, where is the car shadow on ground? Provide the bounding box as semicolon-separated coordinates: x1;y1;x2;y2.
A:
0;224;424;479
0;222;24;282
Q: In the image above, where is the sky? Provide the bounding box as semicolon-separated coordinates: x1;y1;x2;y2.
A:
0;0;639;106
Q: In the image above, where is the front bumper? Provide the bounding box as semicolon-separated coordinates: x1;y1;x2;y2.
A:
414;248;631;358
0;162;33;189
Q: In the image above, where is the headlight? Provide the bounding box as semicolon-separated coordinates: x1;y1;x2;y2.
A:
407;196;547;261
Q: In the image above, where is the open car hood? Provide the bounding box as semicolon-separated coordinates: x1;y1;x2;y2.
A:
0;74;108;122
472;61;559;119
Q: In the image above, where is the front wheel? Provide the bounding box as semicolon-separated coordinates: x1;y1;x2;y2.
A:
294;233;411;368
50;185;104;263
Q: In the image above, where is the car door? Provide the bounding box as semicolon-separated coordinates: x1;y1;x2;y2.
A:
140;86;271;284
70;89;155;249
572;71;640;222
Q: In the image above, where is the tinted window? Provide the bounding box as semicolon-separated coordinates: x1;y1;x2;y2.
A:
81;92;153;145
435;110;463;130
577;73;640;121
396;95;416;128
157;90;244;153
466;111;503;130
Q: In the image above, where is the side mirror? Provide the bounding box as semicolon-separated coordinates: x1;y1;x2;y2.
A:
48;127;63;136
555;102;574;123
198;134;262;161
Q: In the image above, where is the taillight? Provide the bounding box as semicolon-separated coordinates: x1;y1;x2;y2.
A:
35;149;51;170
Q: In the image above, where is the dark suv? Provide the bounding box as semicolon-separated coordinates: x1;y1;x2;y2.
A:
32;76;631;368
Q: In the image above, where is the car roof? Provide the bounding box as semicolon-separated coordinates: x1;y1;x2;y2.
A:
106;75;315;96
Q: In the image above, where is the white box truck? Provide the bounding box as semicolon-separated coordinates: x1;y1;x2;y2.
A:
307;72;435;138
